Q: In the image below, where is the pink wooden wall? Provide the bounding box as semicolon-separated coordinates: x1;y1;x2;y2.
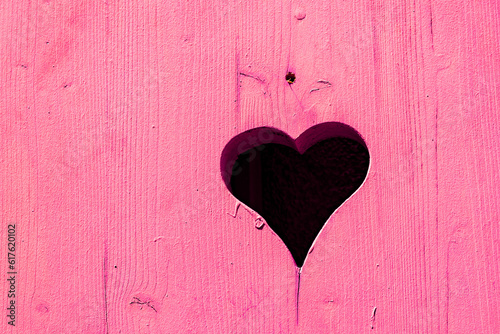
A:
1;0;499;332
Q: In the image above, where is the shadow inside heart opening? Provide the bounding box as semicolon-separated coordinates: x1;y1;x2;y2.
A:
221;123;369;267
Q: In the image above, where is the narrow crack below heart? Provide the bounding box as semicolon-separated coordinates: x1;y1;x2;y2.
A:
228;136;369;267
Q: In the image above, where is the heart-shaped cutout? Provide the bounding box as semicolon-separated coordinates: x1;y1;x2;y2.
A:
221;122;370;267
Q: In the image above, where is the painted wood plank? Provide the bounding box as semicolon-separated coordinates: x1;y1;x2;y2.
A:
1;0;499;333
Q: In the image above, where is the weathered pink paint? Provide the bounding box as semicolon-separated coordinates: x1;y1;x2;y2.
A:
1;0;499;333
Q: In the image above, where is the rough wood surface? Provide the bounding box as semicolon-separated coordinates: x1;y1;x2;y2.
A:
1;0;499;332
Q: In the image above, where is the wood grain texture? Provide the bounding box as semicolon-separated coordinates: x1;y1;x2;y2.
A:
1;0;499;333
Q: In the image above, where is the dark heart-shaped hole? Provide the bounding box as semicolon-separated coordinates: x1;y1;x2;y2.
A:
221;122;370;267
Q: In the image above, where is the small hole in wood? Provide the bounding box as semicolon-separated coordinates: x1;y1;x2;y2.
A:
286;72;296;84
